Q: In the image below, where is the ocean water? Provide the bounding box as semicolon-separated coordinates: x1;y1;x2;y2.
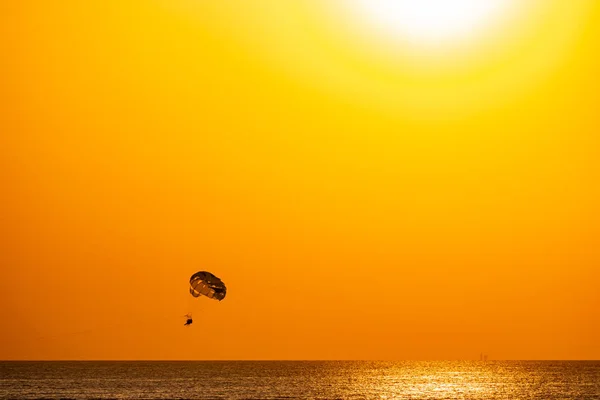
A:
1;361;599;399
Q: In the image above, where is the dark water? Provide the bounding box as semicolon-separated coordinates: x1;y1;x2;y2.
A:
1;361;599;399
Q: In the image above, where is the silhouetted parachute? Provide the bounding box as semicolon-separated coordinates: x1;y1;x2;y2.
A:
189;271;227;301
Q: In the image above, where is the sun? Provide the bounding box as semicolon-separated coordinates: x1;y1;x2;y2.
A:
348;0;515;46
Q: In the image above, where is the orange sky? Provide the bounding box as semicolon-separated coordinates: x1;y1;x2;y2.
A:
1;0;599;360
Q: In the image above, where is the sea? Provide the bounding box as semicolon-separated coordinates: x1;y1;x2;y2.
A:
1;361;599;399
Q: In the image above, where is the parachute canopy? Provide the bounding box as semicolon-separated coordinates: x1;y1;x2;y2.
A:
189;271;227;301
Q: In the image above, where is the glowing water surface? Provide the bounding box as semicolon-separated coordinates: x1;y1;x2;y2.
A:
1;361;598;399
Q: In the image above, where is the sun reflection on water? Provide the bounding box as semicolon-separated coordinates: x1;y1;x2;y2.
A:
2;361;599;399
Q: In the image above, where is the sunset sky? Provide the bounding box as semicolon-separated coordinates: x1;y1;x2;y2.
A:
1;0;599;360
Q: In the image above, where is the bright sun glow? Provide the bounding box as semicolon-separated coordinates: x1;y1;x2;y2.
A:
350;0;514;46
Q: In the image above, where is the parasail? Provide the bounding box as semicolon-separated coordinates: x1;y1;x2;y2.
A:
189;271;227;301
